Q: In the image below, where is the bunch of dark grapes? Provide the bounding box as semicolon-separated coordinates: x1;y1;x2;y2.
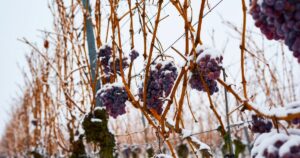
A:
96;83;128;118
98;45;129;81
189;47;223;95
129;49;139;61
286;102;300;125
251;129;300;158
138;61;178;115
250;0;300;63
250;115;273;133
98;45;112;79
111;56;129;74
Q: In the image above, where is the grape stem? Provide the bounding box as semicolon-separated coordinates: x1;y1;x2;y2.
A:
199;74;226;136
142;0;163;112
241;0;248;100
195;0;206;45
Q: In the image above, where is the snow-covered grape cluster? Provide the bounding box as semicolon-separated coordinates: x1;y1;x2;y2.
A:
250;115;273;133
98;45;129;81
138;61;178;115
286;102;300;125
96;83;128;118
250;0;300;63
251;129;300;158
189;46;223;95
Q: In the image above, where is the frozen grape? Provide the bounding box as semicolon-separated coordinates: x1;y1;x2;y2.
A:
251;129;300;158
98;45;129;81
129;49;139;61
250;0;300;63
189;46;223;95
96;83;128;118
250;115;273;133
138;61;178;114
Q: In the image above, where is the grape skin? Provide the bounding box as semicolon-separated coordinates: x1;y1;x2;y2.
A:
129;50;139;61
251;129;300;158
189;48;223;95
98;45;129;81
250;115;273;134
138;61;178;115
97;84;128;118
250;0;300;63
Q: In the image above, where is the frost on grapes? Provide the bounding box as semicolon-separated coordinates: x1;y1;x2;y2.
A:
250;115;273;133
96;83;129;118
251;129;300;158
189;45;223;95
250;0;300;63
138;61;178;115
98;45;129;82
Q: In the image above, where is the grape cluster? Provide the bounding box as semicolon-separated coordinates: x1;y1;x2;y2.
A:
96;83;128;118
138;61;178;115
98;45;129;81
286;102;300;125
250;115;273;133
250;0;300;63
251;129;300;158
112;56;129;74
189;47;223;95
129;49;139;61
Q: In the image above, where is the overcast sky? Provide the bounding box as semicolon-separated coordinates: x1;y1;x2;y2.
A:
0;0;52;136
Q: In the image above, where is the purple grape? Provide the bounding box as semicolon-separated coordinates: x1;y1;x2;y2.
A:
265;0;275;6
251;130;300;158
96;83;128;118
111;57;129;74
250;115;273;133
138;61;178;114
250;0;300;63
274;140;284;148
129;50;139;61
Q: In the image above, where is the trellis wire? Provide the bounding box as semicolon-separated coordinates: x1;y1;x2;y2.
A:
114;120;252;147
